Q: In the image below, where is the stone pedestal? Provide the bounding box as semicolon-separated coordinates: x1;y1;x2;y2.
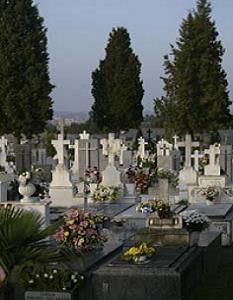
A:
179;167;197;186
198;175;226;188
50;164;72;187
4;200;51;228
102;165;122;187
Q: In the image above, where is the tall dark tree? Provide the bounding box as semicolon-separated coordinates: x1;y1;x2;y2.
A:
0;0;53;139
155;0;232;137
91;27;144;132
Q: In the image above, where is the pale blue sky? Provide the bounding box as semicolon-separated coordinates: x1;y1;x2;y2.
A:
36;0;233;114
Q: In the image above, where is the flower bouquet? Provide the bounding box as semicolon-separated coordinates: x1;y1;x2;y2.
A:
84;166;102;184
55;209;107;252
180;210;209;232
135;170;150;194
123;242;155;264
200;186;219;202
124;165;138;183
92;185;120;202
156;168;178;187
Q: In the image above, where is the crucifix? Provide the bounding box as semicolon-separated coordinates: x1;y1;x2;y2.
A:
100;133;121;166
52;134;70;166
204;144;220;167
177;134;199;168
137;136;148;159
191;150;204;172
119;143;127;166
70;140;97;171
173;134;179;150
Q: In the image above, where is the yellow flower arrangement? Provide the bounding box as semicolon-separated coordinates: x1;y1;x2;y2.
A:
123;242;155;262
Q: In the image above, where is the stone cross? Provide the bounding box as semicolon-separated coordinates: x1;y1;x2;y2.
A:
0;136;7;154
173;135;179;150
204;144;221;176
177;134;199;168
79;130;90;140
137;137;148;159
52;134;70;166
191;150;204;172
119;143;127;166
100;133;121;166
70;140;97;171
157;139;172;156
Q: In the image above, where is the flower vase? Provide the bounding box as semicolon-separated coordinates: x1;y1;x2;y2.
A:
189;231;200;246
206;199;214;206
133;255;148;264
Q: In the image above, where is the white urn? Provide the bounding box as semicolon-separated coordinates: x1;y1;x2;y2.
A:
19;182;37;203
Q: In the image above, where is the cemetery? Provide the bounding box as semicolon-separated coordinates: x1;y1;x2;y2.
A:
1;0;233;299
1;128;233;299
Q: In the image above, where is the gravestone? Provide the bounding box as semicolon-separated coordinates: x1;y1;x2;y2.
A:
198;143;226;188
136;136;148;160
191;150;204;172
156;139;173;170
15;143;32;172
178;135;199;199
101;133;122;188
220;144;233;183
50;133;74;207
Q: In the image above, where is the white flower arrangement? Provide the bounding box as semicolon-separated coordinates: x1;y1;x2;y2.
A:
180;210;210;232
92;185;121;202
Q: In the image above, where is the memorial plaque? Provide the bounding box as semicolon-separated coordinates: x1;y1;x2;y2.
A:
25;291;72;300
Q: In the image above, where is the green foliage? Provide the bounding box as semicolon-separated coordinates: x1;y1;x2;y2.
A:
0;0;53;138
155;0;232;136
91;27;144;132
0;206;62;288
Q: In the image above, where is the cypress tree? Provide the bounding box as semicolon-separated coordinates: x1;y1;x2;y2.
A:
155;0;232;136
0;0;53;139
91;27;144;132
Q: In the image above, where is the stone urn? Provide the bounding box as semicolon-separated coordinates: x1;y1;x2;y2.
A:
18;172;37;203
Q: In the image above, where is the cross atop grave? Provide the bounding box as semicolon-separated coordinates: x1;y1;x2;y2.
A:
191;149;204;172
157;139;172;156
119;143;127;166
70;139;97;171
137;137;148;159
204;143;221;176
79;130;90;140
100;133;121;166
177;134;199;168
173;134;179;150
0;136;7;154
52;134;70;166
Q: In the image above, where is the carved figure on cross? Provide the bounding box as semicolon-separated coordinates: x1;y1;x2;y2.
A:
100;133;121;166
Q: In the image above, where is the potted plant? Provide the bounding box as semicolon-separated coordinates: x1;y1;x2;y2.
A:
122;242;155;264
180;210;210;246
135;171;150;194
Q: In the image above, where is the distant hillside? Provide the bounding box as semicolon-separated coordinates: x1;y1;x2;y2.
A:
53;111;89;123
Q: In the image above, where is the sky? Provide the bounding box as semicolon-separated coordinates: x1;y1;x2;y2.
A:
36;0;233;114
